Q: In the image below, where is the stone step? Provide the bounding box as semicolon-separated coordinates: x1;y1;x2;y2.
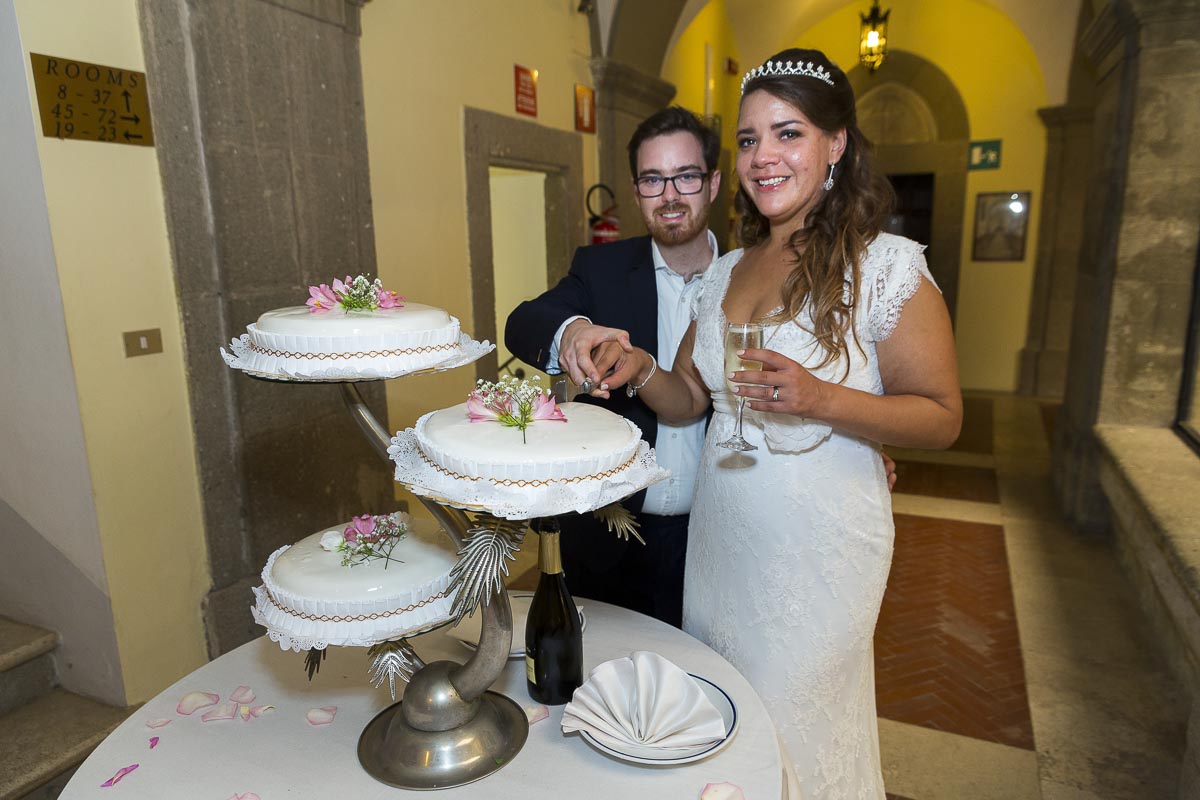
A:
0;689;129;800
0;619;57;719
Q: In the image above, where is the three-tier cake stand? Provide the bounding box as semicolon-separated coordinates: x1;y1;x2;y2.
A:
224;329;666;790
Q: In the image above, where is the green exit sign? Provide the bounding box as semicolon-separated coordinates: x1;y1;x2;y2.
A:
969;139;1001;170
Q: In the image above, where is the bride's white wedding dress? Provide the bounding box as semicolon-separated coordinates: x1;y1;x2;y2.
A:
684;232;933;799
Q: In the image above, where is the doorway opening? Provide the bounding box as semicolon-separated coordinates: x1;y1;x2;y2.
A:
489;166;551;384
885;173;935;252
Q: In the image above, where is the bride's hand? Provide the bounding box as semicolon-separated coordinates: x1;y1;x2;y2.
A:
729;348;827;417
590;345;653;400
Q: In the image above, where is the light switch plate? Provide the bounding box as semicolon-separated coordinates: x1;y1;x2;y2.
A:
123;328;163;357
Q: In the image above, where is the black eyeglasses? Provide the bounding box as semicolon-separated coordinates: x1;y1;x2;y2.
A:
634;171;709;198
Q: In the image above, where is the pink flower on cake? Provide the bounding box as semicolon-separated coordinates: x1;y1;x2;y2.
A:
306;283;340;313
377;288;405;308
328;512;409;568
466;375;566;443
467;393;511;422
530;393;567;423
306;275;404;313
344;515;376;544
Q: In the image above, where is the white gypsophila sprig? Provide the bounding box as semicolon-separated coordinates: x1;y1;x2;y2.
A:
320;511;410;568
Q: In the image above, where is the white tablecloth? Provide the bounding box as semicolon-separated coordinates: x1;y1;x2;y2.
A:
61;599;783;799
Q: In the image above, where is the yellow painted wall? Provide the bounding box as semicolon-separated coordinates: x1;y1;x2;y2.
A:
669;0;1048;391
661;0;743;237
361;2;598;438
15;0;210;703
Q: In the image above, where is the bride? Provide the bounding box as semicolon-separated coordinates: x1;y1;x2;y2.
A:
589;48;961;796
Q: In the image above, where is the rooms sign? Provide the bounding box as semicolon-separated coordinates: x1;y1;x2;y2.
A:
29;53;154;147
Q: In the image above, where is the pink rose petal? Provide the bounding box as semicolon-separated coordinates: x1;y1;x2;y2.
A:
200;701;237;722
176;691;219;715
100;764;138;787
700;783;745;800
249;705;275;718
229;685;256;704
306;706;337;726
227;794;261;800
148;736;159;749
144;718;172;729
525;705;549;724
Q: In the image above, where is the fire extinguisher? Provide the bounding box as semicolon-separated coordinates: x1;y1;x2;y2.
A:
587;184;619;245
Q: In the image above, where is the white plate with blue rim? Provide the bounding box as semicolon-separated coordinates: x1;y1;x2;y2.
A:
576;674;739;765
449;591;586;658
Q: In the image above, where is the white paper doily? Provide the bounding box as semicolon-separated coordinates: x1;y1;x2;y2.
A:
220;331;494;382
388;430;670;520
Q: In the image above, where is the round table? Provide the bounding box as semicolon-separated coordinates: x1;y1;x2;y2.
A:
61;599;783;799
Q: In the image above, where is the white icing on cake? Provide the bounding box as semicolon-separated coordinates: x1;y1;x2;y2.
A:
239;301;462;378
415;401;640;483
269;520;457;603
256;303;451;336
252;516;459;649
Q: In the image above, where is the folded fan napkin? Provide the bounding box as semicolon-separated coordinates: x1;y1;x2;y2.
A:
561;651;726;751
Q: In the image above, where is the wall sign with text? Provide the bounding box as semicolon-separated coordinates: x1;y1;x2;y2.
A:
30;53;154;147
514;64;538;118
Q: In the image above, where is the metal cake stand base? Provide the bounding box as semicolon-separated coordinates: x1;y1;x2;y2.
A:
358;688;529;790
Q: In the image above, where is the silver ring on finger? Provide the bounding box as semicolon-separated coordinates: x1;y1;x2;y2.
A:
771;386;780;402
580;378;595;394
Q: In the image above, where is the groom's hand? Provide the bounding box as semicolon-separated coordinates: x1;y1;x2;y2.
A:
560;321;632;388
582;341;629;398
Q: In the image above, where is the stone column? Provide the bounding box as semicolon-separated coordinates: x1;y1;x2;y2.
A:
1018;105;1093;398
140;0;395;656
590;57;675;238
1055;0;1200;529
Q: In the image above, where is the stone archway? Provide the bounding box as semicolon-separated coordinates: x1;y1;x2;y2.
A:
585;1;687;239
848;50;970;325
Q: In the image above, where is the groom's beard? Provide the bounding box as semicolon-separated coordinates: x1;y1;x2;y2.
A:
646;200;711;246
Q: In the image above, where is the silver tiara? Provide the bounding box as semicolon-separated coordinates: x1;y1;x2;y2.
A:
741;60;835;93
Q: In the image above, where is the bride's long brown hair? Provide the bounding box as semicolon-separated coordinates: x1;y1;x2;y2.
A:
736;48;893;374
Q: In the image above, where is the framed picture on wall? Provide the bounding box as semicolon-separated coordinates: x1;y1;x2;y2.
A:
972;191;1031;261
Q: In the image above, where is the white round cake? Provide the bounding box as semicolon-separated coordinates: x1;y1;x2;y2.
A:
252;514;459;650
243;302;462;377
414;401;641;485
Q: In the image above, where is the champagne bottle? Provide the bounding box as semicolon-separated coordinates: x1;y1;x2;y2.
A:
525;516;583;704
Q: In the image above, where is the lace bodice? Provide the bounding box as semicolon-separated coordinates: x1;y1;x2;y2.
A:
689;232;933;452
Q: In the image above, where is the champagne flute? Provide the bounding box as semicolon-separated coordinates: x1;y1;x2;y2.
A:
718;322;763;451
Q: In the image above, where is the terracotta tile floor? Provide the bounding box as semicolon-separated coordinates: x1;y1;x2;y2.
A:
950;394;994;454
875;513;1034;751
890;460;1000;504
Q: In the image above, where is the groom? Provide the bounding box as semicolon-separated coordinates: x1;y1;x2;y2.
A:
504;107;722;628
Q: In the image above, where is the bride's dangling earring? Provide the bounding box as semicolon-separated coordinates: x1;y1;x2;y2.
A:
823;163;835;192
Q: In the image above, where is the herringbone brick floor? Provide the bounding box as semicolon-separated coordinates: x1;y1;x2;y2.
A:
874;513;1034;750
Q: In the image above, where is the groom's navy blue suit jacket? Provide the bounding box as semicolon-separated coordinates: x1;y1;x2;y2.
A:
505;235;661;514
